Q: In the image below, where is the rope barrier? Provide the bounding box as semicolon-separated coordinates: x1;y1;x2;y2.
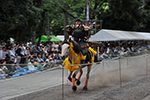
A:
0;53;147;67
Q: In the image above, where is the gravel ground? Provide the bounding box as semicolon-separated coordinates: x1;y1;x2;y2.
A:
88;75;150;100
9;54;150;100
28;73;150;100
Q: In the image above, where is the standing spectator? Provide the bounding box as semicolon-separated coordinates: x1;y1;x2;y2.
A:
9;58;16;64
0;45;4;63
2;46;8;60
20;43;26;64
24;47;30;64
9;46;17;63
15;44;22;63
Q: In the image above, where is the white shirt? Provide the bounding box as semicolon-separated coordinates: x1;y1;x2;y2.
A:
121;47;125;52
106;47;110;54
45;59;49;63
127;47;131;52
21;46;26;55
9;50;15;58
0;50;3;59
27;62;36;70
37;58;44;62
0;68;5;76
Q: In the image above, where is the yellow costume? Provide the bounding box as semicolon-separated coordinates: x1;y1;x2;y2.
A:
62;52;86;71
62;41;97;71
88;47;97;55
62;42;86;71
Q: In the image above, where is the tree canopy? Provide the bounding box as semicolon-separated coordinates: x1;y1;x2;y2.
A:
0;0;150;42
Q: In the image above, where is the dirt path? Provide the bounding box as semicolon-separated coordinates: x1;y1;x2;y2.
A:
28;75;150;100
9;55;150;100
28;68;150;100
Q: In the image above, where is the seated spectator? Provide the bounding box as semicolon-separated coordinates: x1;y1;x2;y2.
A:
147;43;150;50
49;44;53;54
53;42;59;54
31;47;39;57
114;47;120;55
45;43;50;53
27;58;36;71
37;54;44;63
121;45;125;52
41;45;47;54
127;46;131;52
58;44;62;54
106;46;110;54
15;63;23;71
0;62;8;78
37;62;46;71
44;55;53;68
100;52;108;59
3;62;18;77
38;44;44;54
107;48;114;58
45;55;50;63
2;61;9;71
8;64;18;75
119;50;126;56
31;42;36;48
55;54;61;61
44;53;49;61
131;45;136;52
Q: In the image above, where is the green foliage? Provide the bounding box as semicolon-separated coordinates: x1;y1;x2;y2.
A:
98;0;149;32
0;0;150;43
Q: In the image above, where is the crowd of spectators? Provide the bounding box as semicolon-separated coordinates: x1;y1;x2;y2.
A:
97;41;150;60
1;40;150;79
0;40;62;79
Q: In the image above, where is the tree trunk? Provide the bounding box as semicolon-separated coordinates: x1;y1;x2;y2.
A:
32;31;36;42
19;26;26;43
63;3;69;40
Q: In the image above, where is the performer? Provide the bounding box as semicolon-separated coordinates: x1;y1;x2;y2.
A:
66;17;91;41
65;17;98;62
65;17;92;54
